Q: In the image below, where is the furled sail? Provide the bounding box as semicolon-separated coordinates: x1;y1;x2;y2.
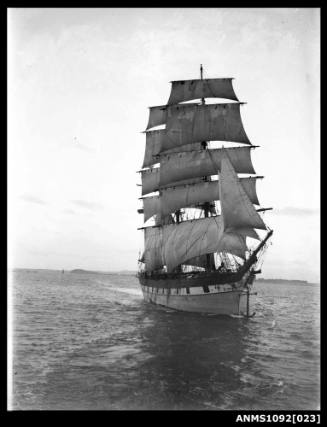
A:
219;153;266;231
142;129;203;168
142;177;259;221
160;147;255;187
161;103;250;151
145;102;200;130
167;79;239;105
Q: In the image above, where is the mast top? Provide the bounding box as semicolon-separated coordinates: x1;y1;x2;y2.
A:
200;65;205;105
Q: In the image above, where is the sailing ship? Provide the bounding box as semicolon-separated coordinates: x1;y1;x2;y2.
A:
137;65;273;316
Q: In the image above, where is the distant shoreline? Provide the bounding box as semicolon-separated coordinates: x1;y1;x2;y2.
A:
70;269;136;275
10;268;136;276
10;268;319;284
256;278;311;285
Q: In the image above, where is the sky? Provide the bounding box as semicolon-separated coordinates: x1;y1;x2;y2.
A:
7;8;320;282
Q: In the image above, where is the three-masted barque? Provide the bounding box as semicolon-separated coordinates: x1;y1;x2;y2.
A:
137;66;273;316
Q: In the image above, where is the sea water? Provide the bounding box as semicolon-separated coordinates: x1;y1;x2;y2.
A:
9;269;320;410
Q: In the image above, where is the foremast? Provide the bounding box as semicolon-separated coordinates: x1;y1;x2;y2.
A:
199;64;214;271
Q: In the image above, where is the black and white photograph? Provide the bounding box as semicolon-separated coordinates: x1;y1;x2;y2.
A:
7;7;320;412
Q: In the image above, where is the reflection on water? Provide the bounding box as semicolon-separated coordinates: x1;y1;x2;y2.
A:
133;308;249;410
11;270;320;410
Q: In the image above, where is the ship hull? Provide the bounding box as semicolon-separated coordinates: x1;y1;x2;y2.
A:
139;278;252;316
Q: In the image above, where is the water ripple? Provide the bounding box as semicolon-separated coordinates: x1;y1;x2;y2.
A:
10;270;320;410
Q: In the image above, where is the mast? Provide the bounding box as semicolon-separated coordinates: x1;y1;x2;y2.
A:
200;64;213;270
169;64;206;228
200;64;205;105
200;64;206;149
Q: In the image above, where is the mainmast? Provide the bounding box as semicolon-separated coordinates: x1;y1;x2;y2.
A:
173;64;204;228
200;64;213;270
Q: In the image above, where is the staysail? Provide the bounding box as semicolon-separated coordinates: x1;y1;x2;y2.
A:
219;153;266;231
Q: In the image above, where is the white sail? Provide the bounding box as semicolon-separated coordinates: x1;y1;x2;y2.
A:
237;227;260;240
141;168;209;196
142;130;165;168
141;214;260;272
161;177;259;216
143;129;203;168
142;226;164;271
141;167;160;196
142;177;259;220
142;196;161;222
145;102;200;130
164;178;209;190
145;105;167;130
160;147;255;187
167;78;239;105
161;103;250;151
219;153;266;231
163;216;247;272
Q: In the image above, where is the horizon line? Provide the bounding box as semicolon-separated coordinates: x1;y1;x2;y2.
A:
8;267;319;284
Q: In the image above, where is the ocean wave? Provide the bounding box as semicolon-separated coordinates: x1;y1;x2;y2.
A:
10;270;320;410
